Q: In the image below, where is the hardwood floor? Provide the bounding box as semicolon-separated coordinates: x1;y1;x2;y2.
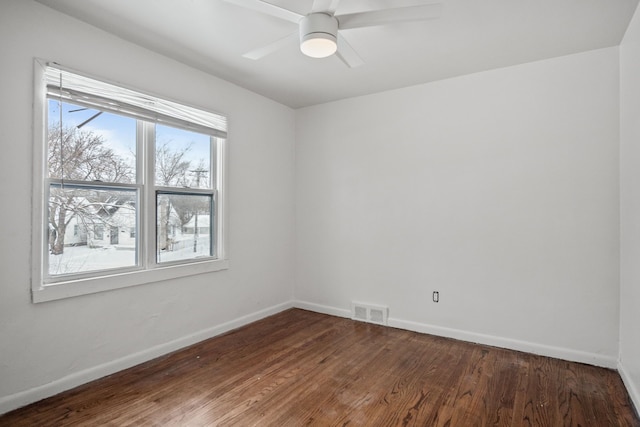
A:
1;309;638;426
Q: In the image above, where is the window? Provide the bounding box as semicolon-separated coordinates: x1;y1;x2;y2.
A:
32;60;228;302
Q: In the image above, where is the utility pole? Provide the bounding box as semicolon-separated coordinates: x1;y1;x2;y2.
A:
190;167;208;253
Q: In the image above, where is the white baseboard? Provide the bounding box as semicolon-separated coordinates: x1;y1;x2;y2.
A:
293;300;351;319
619;362;640;417
293;300;618;369
388;317;618;369
0;301;294;416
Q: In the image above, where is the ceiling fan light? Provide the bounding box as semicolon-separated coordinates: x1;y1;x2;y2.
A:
300;33;337;58
300;13;339;59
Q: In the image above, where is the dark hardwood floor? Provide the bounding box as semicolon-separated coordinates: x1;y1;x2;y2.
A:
1;308;638;426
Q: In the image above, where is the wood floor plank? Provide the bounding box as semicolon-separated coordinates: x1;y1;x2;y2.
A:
481;349;522;426
0;309;638;426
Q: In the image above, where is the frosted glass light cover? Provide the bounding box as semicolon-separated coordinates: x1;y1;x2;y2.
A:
300;34;337;58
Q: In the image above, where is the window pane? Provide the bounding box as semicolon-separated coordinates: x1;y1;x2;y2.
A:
48;186;138;276
157;193;213;263
155;125;212;188
47;100;136;183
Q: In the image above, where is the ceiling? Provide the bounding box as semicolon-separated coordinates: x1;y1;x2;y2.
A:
36;0;639;109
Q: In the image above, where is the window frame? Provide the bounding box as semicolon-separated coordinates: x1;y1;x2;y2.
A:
31;59;229;303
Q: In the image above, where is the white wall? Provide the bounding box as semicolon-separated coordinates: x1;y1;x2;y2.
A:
620;3;640;412
0;0;295;413
295;48;621;367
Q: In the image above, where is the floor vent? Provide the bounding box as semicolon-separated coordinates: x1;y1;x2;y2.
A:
351;302;388;326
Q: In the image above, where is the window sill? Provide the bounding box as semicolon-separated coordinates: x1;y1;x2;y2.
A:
32;258;229;303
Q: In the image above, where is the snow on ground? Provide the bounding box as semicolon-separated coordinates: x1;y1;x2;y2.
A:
49;236;211;275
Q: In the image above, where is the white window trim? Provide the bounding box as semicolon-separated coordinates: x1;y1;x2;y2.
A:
31;59;229;303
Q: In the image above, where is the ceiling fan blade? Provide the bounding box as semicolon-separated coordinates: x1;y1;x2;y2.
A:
337;3;443;30
311;0;341;14
336;34;364;68
242;32;298;60
221;0;302;23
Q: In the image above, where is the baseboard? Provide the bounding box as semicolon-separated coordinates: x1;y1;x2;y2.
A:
293;300;618;369
293;300;351;319
389;317;617;369
0;300;294;416
619;362;640;418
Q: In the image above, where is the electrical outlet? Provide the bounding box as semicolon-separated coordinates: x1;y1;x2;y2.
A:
432;291;439;303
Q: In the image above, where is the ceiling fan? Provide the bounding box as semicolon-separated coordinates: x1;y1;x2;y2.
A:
221;0;443;67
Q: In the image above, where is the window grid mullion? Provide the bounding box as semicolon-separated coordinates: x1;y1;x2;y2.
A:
142;121;157;269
